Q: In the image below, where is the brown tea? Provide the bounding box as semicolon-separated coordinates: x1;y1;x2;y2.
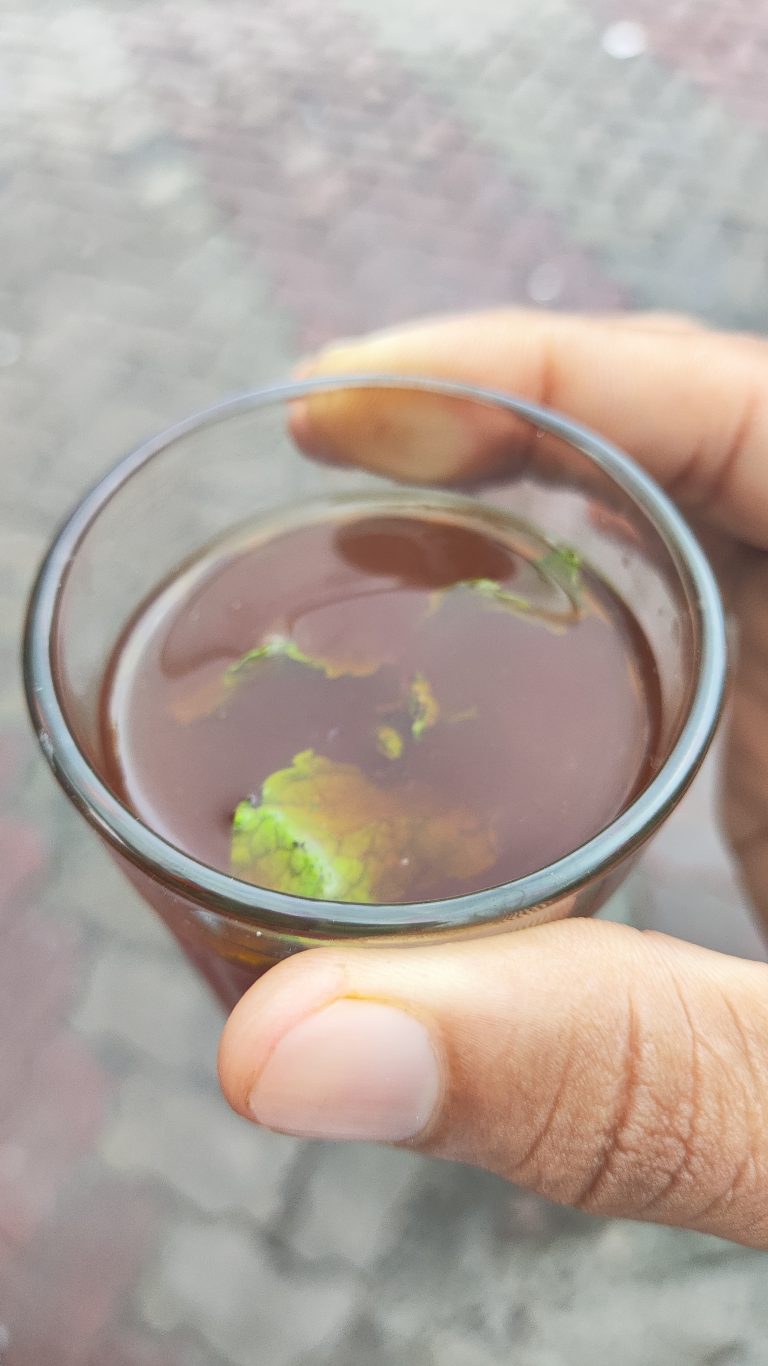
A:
100;502;661;905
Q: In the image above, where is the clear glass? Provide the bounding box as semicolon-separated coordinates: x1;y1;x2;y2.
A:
23;377;727;1009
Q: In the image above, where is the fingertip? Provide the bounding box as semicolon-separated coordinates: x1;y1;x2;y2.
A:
246;997;442;1142
288;346;355;464
288;396;327;461
217;950;348;1119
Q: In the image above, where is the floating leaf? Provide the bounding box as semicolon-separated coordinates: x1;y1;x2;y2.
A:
376;724;404;760
170;675;232;725
231;749;497;903
428;577;548;625
535;545;582;599
227;634;380;682
447;706;479;725
428;552;583;630
462;578;534;613
172;632;383;724
409;673;440;739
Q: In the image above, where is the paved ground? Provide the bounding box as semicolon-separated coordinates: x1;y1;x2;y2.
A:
2;2;768;1363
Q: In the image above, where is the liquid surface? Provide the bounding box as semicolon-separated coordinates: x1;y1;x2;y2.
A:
101;504;661;903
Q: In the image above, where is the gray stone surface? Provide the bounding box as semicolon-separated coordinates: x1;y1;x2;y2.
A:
140;1221;357;1366
342;0;768;327
73;945;224;1076
102;1074;301;1223
283;1142;418;1268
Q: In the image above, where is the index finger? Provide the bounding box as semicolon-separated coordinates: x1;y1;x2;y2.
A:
292;311;768;547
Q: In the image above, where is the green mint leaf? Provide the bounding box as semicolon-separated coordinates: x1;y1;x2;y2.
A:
535;544;582;599
173;631;385;723
408;672;440;739
375;725;404;759
231;749;497;903
227;635;343;682
227;633;383;680
463;578;534;612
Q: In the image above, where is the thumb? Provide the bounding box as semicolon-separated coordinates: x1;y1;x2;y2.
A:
219;920;768;1247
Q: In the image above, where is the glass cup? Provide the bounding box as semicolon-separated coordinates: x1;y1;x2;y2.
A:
23;377;727;1010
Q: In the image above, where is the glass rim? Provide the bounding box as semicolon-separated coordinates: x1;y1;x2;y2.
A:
23;374;727;938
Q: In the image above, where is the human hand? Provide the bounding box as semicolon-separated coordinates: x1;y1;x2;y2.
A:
219;311;768;1248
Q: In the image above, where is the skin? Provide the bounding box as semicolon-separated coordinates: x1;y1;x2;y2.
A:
219;311;768;1248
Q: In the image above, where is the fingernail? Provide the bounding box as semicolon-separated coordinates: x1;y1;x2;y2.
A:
290;337;362;382
289;388;476;481
248;999;441;1142
288;342;363;464
288;397;343;465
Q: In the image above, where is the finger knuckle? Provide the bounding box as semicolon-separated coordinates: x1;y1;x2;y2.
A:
575;975;768;1235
